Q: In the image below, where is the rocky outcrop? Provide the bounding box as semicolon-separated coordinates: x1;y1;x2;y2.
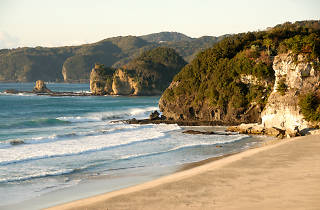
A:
112;69;139;95
90;66;144;95
4;79;92;96
230;53;320;137
90;64;114;95
90;47;187;96
10;140;25;146
261;53;319;133
33;80;52;93
240;74;268;87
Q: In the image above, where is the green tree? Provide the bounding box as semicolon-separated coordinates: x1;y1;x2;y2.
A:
263;38;273;56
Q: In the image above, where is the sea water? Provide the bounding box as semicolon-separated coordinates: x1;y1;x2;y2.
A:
0;83;266;209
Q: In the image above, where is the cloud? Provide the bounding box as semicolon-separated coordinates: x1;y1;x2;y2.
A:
0;31;20;49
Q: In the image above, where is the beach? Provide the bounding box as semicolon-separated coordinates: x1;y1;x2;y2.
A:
47;134;320;210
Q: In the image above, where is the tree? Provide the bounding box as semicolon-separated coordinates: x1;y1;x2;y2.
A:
263;38;273;56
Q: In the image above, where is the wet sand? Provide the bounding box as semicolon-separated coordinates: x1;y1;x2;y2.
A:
47;134;320;210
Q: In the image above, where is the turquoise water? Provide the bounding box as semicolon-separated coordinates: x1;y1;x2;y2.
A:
0;83;262;208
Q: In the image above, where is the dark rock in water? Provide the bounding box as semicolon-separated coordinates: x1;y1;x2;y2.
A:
4;89;20;94
183;130;216;135
182;130;236;135
3;82;92;97
149;111;160;120
33;80;52;93
10;140;25;145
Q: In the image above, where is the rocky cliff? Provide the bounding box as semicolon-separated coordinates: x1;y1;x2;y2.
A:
159;21;320;135
111;69;139;95
90;47;187;96
89;64;114;95
261;53;320;132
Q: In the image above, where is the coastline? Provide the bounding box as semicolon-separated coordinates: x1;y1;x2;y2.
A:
45;134;320;210
1;126;264;210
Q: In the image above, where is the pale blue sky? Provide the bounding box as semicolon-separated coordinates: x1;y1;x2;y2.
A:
0;0;319;49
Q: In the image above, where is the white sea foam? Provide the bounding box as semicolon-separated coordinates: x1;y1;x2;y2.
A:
0;168;75;183
0;124;179;165
0;92;35;96
56;106;159;123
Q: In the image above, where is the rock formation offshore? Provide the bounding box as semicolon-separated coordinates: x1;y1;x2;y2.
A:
90;47;187;96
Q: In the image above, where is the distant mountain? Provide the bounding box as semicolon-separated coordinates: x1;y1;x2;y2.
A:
0;32;223;82
140;32;193;43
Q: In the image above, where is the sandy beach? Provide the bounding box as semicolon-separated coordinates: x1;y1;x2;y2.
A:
46;134;320;210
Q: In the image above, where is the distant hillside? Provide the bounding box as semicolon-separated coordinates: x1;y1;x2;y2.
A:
160;35;229;62
140;32;193;43
0;32;223;82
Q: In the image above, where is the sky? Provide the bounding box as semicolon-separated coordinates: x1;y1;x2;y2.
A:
0;0;319;49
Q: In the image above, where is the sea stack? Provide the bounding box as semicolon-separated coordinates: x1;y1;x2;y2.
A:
33;80;52;93
90;47;187;96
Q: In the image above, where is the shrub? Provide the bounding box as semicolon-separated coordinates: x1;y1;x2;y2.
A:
276;79;287;95
299;92;320;122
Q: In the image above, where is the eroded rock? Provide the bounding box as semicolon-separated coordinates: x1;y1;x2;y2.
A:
33;80;52;93
261;52;319;132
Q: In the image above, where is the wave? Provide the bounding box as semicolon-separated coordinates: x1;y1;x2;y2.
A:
116;135;248;162
0;125;176;166
0;92;35;96
3;124;139;146
56;106;159;123
0;168;75;183
0;118;70;129
1;106;158;130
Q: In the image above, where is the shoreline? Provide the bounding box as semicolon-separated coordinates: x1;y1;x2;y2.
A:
1;132;267;210
45;134;314;210
48;135;320;210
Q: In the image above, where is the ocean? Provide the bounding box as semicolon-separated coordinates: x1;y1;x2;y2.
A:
0;83;269;209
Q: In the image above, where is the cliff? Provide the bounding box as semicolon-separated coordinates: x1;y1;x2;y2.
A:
261;53;320;132
159;20;320;135
90;47;187;96
89;64;114;95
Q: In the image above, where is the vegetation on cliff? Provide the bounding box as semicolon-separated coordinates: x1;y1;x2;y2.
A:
299;92;320;122
160;20;320;123
90;47;187;95
0;32;223;82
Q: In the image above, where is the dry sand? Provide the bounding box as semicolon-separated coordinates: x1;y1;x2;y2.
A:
47;134;320;210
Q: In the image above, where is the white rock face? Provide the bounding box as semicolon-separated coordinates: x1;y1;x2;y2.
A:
261;52;319;132
240;74;268;87
112;69;139;95
272;53;316;92
261;92;308;131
